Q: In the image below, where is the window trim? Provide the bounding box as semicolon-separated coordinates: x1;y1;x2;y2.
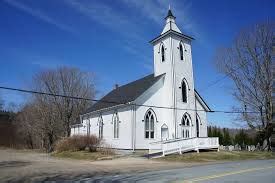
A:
181;79;188;103
161;45;165;62
179;43;184;61
112;112;119;139
98;115;103;139
181;113;192;138
196;114;201;137
159;42;165;62
144;109;156;139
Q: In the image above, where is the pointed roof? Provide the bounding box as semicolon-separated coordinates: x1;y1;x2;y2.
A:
150;8;194;44
161;8;181;34
194;89;211;112
84;74;165;113
165;9;175;19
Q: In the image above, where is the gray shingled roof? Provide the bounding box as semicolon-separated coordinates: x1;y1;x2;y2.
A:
84;74;165;113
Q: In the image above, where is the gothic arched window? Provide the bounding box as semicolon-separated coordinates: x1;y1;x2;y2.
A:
181;113;191;138
145;109;155;139
161;45;165;62
98;116;103;139
113;112;119;139
182;80;187;103
179;43;184;60
196;115;200;137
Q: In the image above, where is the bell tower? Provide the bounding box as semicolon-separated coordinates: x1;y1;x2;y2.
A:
150;8;196;138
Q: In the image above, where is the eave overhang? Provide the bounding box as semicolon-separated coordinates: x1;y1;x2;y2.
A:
195;89;211;112
150;30;194;44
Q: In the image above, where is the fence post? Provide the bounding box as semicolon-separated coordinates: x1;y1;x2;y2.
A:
196;148;199;153
162;147;165;157
196;138;199;153
179;142;182;154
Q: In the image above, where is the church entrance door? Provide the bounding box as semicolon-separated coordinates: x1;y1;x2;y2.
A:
161;124;168;141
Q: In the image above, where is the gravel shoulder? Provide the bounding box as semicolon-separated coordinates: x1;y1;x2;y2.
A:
0;148;206;182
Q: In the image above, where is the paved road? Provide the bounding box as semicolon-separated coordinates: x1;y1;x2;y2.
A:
77;159;275;182
1;149;274;182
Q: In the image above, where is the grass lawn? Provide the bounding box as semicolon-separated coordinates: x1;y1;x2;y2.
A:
52;151;115;161
159;150;275;162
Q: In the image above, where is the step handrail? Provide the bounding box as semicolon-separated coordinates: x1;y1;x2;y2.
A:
150;137;219;145
149;137;219;157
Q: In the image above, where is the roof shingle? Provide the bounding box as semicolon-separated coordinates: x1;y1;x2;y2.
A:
84;74;164;113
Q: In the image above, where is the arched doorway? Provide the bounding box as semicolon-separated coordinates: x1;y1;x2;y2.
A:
161;124;169;141
196;115;201;137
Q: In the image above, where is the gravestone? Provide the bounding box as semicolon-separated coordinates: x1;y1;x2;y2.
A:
256;143;261;151
262;140;268;151
228;145;234;151
234;144;241;151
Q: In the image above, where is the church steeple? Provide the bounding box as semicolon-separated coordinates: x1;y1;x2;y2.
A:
165;9;175;19
161;8;182;34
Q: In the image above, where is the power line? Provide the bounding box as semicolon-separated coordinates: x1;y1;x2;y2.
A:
200;75;228;92
0;86;259;114
199;61;249;92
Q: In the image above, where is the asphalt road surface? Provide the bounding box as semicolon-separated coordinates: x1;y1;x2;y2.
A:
77;159;275;182
1;149;274;182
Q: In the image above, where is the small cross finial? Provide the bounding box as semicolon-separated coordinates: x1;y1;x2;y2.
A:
169;4;171;10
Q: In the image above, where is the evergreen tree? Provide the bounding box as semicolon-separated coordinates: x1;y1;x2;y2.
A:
223;128;232;145
0;96;3;111
234;129;250;148
217;129;224;145
212;126;224;145
208;126;212;137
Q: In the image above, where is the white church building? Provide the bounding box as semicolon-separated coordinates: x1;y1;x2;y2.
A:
71;9;219;154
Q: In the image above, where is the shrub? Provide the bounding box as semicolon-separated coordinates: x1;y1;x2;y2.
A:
85;135;101;152
98;143;115;155
54;135;102;153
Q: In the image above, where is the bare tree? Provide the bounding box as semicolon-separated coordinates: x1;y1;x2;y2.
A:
0;95;4;111
215;22;274;150
16;66;96;151
16;103;39;149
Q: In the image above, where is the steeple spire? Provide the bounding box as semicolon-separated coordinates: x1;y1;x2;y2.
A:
165;5;175;19
161;8;181;34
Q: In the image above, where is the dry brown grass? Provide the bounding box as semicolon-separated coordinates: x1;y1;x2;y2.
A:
159;150;275;162
54;135;101;153
51;150;114;161
53;135;116;161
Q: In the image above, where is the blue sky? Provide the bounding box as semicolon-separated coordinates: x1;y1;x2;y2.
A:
0;0;274;127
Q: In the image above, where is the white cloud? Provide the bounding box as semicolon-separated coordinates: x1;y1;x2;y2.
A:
121;0;195;33
63;0;144;41
63;0;155;67
121;0;166;24
4;0;200;71
3;0;75;34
